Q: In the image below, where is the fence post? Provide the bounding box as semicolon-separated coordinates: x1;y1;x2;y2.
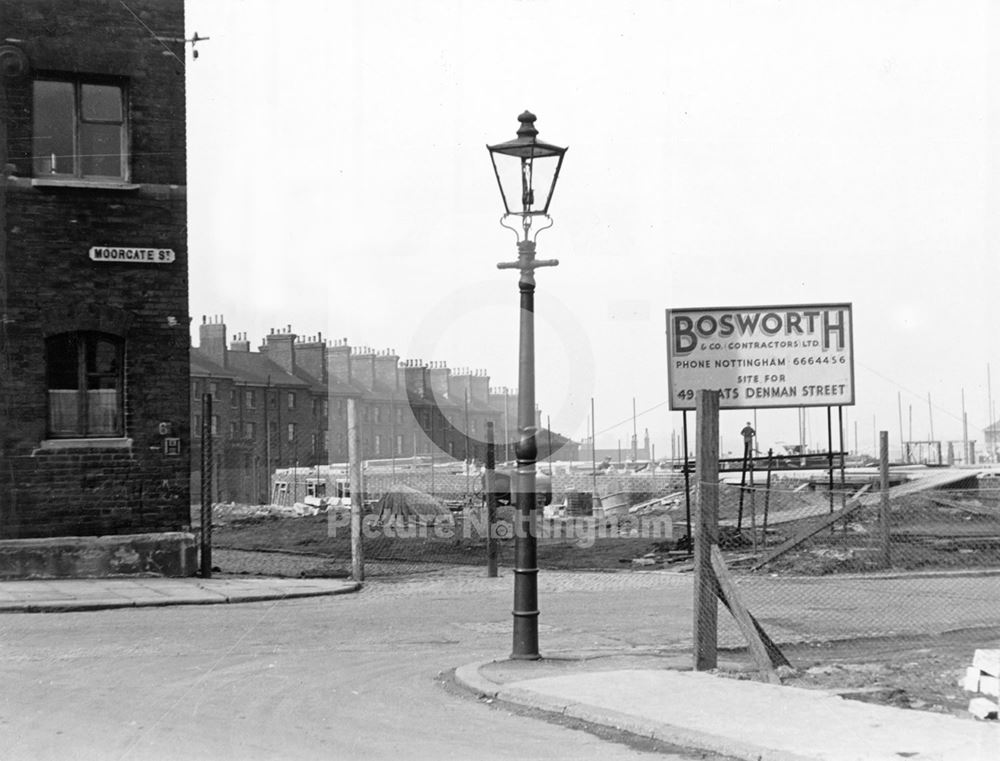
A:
486;421;498;577
879;430;891;568
693;389;720;671
348;398;364;582
200;393;213;578
762;448;773;550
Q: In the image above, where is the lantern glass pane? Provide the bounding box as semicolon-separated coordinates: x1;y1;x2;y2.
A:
492;152;561;215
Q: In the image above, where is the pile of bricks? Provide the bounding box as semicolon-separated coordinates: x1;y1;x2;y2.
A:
961;649;1000;720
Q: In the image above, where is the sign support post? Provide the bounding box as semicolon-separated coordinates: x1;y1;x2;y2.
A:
693;389;720;671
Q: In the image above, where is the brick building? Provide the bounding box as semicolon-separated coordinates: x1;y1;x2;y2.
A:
0;0;192;576
190;318;580;504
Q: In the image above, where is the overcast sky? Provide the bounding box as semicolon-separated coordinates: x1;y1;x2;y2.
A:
184;0;999;459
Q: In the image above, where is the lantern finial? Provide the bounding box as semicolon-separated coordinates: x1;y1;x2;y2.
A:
516;111;538;140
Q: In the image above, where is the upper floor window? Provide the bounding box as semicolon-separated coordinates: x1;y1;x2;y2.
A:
33;78;127;181
46;332;123;438
245;390;256;409
287;392;296;410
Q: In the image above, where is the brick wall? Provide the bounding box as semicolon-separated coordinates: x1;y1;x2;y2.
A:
0;0;190;539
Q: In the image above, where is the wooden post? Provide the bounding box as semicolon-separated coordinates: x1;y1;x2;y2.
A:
682;410;692;551
348;398;364;582
486;421;498;577
762;448;773;550
693;389;720;671
879;430;891;569
711;545;781;684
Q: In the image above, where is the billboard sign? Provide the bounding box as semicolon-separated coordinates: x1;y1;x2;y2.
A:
666;303;854;410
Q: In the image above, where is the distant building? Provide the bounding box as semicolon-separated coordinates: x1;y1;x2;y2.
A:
0;0;192;576
189;317;579;503
985;421;999;462
579;429;653;465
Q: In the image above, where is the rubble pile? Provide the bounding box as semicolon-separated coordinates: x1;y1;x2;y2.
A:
961;648;1000;720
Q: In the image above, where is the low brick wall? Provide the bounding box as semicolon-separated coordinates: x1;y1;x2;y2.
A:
0;532;197;579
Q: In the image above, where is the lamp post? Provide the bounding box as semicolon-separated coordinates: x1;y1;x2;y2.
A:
487;111;567;660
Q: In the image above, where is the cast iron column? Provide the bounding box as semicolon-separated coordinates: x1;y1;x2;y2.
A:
512;239;539;659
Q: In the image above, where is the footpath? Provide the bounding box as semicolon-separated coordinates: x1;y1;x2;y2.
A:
455;652;1000;761
0;575;358;612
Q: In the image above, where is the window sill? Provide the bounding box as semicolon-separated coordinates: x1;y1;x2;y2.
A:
31;178;140;191
38;437;133;451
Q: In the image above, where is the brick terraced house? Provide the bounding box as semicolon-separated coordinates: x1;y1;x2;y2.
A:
190;318;580;505
0;0;192;576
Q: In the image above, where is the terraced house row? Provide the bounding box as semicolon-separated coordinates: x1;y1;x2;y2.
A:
190;317;578;504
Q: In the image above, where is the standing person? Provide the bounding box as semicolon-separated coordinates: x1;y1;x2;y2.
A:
741;422;756;456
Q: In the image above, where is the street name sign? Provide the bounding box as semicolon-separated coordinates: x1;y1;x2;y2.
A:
89;246;175;264
665;303;855;410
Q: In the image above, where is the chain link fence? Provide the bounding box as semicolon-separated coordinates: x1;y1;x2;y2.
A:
203;454;1000;646
205;460;689;577
688;477;999;662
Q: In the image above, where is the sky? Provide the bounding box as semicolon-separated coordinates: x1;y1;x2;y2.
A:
183;0;1000;460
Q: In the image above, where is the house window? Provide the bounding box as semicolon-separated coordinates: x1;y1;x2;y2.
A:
33;78;127;180
209;382;219;401
374;434;382;455
287;423;296;442
373;406;382;424
210;415;219;436
193;414;201;438
395;434;403;455
229;422;238;439
287;392;296;410
244;421;256;439
395;408;403;425
46;332;123;437
192;381;201;400
230;389;238;408
245;390;256;409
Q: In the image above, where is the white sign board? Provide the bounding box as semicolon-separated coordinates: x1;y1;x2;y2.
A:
89;247;175;264
666;303;855;410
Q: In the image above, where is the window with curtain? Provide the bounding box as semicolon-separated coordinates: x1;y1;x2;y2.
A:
46;332;124;437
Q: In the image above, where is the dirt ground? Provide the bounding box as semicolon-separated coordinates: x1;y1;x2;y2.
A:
720;626;1000;719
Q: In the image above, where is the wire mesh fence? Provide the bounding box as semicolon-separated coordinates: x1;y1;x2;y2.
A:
202;457;1000;646
705;479;1000;647
204;461;690;577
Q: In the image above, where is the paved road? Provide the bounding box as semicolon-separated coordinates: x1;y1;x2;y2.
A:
0;569;719;761
3;563;997;760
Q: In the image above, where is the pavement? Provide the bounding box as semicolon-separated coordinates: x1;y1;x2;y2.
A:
0;575;359;612
454;652;1000;761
